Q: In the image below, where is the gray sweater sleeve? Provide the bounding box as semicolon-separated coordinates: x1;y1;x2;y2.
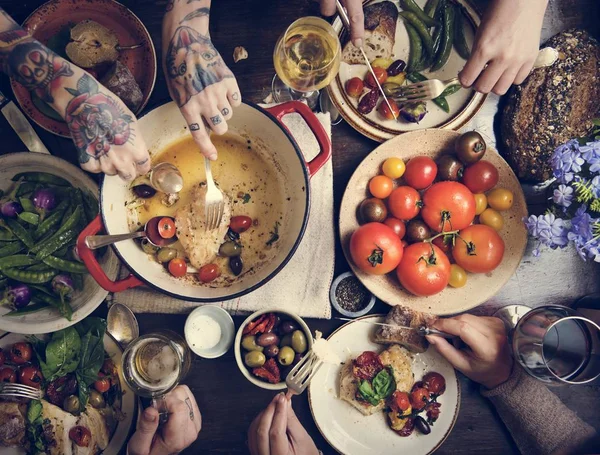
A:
481;365;597;455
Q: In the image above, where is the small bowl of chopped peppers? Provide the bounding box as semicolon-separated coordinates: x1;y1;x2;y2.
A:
330;271;376;318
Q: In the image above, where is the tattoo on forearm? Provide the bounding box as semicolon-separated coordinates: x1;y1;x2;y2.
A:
64;74;134;164
179;7;210;24
165;26;234;107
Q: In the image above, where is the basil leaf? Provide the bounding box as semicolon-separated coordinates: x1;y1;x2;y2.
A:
358;380;381;406
43;327;81;380
74;317;106;410
26;400;46;455
372;367;396;399
76;371;90;410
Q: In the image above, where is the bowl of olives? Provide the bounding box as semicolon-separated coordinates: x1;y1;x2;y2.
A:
234;310;313;390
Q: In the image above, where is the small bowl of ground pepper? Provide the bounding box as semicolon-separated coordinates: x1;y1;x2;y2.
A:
330;272;376;317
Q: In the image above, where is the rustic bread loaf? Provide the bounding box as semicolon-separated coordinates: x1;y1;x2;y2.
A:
500;29;600;183
342;1;398;64
373;305;436;353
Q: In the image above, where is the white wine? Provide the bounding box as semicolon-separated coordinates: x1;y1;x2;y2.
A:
274;19;341;93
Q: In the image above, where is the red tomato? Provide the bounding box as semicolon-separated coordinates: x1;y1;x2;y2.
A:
18;366;43;389
390;390;411;412
230;216;253;233
168;257;187;277
345;77;364;98
462;160;499;193
94;376;111;393
0;367;16;383
421;182;476;232
410;387;430;411
383;218;406;239
198;264;221;283
369;175;394;199
453;224;504;273
69;426;92;447
396;243;451;296
432;235;453;255
387;186;422;220
157;217;176;239
378;99;400;120
404;157;437;190
10;342;32;365
0;350;5;366
364;67;388;88
423;372;446;395
349;223;404;275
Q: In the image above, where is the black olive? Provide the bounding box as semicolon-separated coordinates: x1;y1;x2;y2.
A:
229;256;243;276
227;228;240;242
132;184;156;199
415;416;431;435
359;198;388;224
455;131;486;165
436;155;464;181
405;219;431;243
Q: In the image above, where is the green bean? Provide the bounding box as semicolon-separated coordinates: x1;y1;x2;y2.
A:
431;2;455;72
5;302;50;316
407;72;451;112
72;189;86;230
440;84;462;97
424;0;440;19
42;255;87;274
405;23;423;72
453;4;471;59
82;190;99;223
399;0;438;27
0;242;24;258
34;292;72;321
2;268;57;284
26;263;55;272
18;212;39;226
400;12;434;56
72;273;84;291
4;218;34;249
11;172;70;187
35;229;78;260
0;255;39;270
0;230;16;242
33;199;69;240
31;206;81;254
15;182;39;198
19;197;36;213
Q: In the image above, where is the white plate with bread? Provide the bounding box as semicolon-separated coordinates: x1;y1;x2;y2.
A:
308;309;460;455
328;0;486;141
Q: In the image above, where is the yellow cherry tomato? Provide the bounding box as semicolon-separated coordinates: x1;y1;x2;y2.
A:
449;264;467;288
479;208;504;231
487;188;514;211
386;73;406;85
474;193;487;215
369;175;394;199
371;58;394;69
382;158;406;179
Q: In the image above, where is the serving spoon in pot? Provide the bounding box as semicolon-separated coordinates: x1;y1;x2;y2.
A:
85;216;177;249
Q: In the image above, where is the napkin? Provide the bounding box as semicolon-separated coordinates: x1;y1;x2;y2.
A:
113;108;334;319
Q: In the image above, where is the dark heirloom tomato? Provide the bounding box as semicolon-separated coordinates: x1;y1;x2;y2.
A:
453;224;505;273
405;219;431;244
462;160;499;194
455;131;486;164
404;157;437;190
389;390;411;412
396;243;451;297
18;366;43;388
410;387;431;410
421;182;476;232
0;367;16;383
352;351;384;381
387;186;422;221
349;223;403;275
9;342;32;365
69;426;92;447
423;372;446;395
383;218;406;239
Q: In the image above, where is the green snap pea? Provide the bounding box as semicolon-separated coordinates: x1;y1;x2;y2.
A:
400;12;435;56
28;284;54;296
15;182;39;198
82;190;99;223
42;255;87;274
19;197;36;213
33;199;69;240
431;2;455;72
34;292;72;321
26;263;55;272
5;302;50;316
0;229;16;242
424;0;441;19
31;206;81;255
2;268;57;284
18;212;39;226
72;189;86;227
453;4;471;59
0;242;24;258
440;84;461;97
407;72;451;112
405;23;423;72
399;0;438;27
0;255;39;270
4;218;34;249
35;228;78;260
11;172;70;187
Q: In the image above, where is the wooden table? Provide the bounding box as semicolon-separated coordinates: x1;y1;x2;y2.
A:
0;1;599;454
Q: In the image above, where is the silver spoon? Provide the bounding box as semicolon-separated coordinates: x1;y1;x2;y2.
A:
150;163;184;194
85;216;177;249
107;303;139;348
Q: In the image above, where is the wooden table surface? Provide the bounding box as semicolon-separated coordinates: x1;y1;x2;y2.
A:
1;1;599;454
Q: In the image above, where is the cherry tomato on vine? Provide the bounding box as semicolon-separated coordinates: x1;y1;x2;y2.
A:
168;257;188;277
432;235;453;255
383;218;406;239
199;264;221;283
423;372;446;395
410;387;431;411
390;390;411;412
10;342;32;365
382;158;406;179
364;67;388;88
404;157;437;190
350;223;403;275
157;217;176;239
462;160;499;193
94;376;111;393
345;77;364;98
69;426;92;448
369;175;394;199
453;224;504;273
387;186;421;220
396;243;450;296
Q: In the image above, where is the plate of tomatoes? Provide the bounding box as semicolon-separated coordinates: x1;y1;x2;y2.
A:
340;129;527;315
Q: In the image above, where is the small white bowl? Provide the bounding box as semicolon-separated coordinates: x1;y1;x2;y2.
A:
184;306;234;358
234;309;313;390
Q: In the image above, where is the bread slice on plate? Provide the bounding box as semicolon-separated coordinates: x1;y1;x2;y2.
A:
374;306;437;353
342;1;398;64
339;362;386;416
379;344;414;393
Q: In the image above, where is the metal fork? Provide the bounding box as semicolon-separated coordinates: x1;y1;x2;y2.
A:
0;382;42;400
203;157;225;231
285;350;323;398
387;47;559;102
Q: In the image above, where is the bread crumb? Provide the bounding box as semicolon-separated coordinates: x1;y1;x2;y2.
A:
233;46;248;63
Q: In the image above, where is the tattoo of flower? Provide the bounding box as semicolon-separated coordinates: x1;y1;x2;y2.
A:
165;26;234;107
180;7;210;24
65;74;133;164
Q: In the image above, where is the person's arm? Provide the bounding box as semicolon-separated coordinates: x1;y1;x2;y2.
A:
162;0;241;160
427;315;597;455
0;9;150;180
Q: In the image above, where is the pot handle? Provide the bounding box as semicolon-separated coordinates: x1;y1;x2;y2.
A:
266;101;331;178
77;215;143;293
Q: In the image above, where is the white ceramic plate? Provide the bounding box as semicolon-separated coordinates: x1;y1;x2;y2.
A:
0;330;137;455
0;153;119;334
308;315;460;455
328;0;486;141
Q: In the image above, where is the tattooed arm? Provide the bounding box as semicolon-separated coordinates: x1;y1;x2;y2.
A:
0;9;150;180
163;0;241;160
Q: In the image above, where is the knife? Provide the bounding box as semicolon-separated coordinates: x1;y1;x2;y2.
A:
335;317;456;339
335;0;398;120
0;90;50;154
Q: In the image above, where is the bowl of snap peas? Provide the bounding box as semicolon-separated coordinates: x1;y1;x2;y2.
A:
0;153;119;334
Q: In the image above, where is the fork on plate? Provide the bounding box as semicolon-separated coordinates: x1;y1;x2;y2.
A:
203;156;225;231
285;350;323;398
0;382;42;400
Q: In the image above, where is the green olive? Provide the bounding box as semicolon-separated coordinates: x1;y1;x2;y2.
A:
245;350;266;368
241;335;263;352
157;247;177;263
63;395;80;414
140;238;159;255
280;334;293;347
278;346;295;366
291;330;308;354
89;390;105;409
219;241;242;257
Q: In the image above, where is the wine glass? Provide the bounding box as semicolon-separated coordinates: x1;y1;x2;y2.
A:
495;304;600;385
272;16;341;110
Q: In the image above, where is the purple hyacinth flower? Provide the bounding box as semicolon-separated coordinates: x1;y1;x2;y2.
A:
553;184;574;208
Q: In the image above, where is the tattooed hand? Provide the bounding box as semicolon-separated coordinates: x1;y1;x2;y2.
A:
163;0;241;160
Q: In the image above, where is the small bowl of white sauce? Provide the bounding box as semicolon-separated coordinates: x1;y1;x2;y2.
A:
184;306;235;358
